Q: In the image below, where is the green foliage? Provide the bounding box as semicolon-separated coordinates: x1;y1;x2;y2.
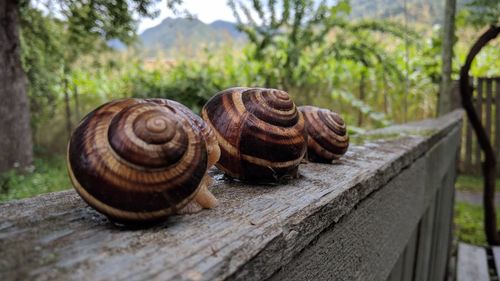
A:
19;7;65;135
462;0;500;27
228;0;419;126
18;0;184;153
454;202;500;245
456;174;500;192
130;60;224;113
11;0;499;204
454;175;500;245
0;156;71;203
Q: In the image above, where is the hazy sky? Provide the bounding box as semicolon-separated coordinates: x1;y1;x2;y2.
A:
138;0;236;32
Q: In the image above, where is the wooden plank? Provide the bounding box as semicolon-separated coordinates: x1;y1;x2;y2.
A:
492;246;500;279
495;79;500;176
428;188;443;281
270;126;463;281
412;125;462;281
428;188;444;281
414;199;437;281
387;250;405;281
401;226;419;281
269;158;427;281
429;166;456;281
457;243;489;281
475;78;484;173
0;111;464;281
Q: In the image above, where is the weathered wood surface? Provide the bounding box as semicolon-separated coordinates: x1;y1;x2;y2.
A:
457;243;489;281
401;228;418;281
270;157;427;281
492;246;500;279
269;116;461;281
0;110;463;281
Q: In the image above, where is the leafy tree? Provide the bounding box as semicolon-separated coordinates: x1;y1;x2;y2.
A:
19;6;64;141
228;0;413;125
462;0;499;27
0;0;182;173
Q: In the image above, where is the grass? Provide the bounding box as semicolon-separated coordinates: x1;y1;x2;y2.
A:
455;174;500;192
0;156;71;203
454;174;500;245
454;202;494;245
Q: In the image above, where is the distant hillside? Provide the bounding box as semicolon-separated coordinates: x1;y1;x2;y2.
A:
349;0;470;24
138;17;245;56
132;0;475;56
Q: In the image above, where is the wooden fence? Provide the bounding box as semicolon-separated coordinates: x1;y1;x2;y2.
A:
459;77;500;175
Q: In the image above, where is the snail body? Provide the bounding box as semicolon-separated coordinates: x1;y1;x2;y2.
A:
67;98;217;224
298;106;349;163
202;87;307;183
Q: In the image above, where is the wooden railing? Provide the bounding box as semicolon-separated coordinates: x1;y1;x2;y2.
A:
459;77;500;175
0;111;463;281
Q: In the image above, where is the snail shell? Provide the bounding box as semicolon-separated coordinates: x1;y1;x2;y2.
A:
67;98;217;224
298;106;349;163
202;87;307;183
145;98;221;167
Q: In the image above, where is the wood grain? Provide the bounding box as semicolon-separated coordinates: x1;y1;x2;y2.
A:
457;243;489;281
0;111;463;281
269;157;427;281
492;246;500;279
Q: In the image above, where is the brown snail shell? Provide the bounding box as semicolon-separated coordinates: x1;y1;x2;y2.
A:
67;98;217;224
144;98;221;168
202;87;307;183
298;106;349;163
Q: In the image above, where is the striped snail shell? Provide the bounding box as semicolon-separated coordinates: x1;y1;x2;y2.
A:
67;98;217;224
145;98;221;167
298;106;349;163
202;87;307;183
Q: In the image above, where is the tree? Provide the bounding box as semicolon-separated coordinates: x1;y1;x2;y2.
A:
437;0;456;116
0;0;183;174
0;0;33;173
228;0;412;125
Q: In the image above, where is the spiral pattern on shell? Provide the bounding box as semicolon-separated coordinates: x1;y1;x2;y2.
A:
202;87;307;183
67;99;208;223
145;98;220;167
298;106;349;163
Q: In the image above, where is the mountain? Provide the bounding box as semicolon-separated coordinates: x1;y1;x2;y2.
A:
209;20;242;38
349;0;471;24
138;17;245;56
132;0;474;56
